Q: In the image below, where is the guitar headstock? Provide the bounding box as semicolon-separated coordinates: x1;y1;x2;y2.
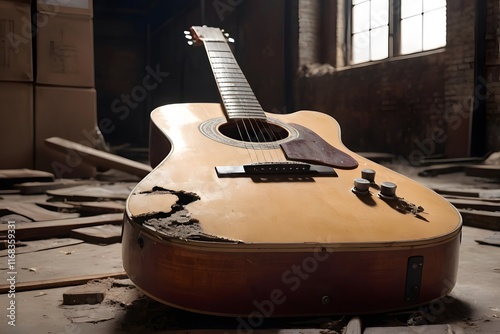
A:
184;26;234;46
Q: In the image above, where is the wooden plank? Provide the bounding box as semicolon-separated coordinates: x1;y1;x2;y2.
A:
446;198;500;211
70;224;122;244
0;213;123;240
432;187;500;199
0;214;32;223
65;200;125;214
475;232;500;246
0;238;84;257
14;179;97;195
465;165;500;179
443;194;500;203
46;183;135;201
417;164;467;177
0;201;80;221
63;283;108;305
365;324;451;333
0;169;54;188
45;137;152;178
0;271;127;293
459;209;500;231
35;201;77;212
418;156;487;166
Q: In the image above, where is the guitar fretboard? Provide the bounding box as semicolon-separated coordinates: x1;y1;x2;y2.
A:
204;40;266;121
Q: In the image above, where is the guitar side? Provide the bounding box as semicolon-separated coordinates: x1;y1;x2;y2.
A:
122;102;462;316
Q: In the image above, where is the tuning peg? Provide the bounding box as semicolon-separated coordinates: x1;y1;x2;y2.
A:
185;34;193;40
227;37;235;43
184;30;190;35
187;40;194;46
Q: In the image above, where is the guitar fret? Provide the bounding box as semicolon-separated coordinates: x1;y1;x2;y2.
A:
220;86;253;91
207;53;233;58
225;113;266;120
212;59;234;65
213;68;241;71
223;98;259;103
224;104;262;109
214;72;244;77
225;110;265;115
216;78;248;83
226;109;263;114
221;91;257;101
221;93;255;97
218;82;251;87
213;68;241;72
224;104;262;111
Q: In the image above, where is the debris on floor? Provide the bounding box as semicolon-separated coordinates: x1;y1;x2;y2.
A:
0;153;499;333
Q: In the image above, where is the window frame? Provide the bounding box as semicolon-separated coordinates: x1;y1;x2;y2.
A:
346;0;446;65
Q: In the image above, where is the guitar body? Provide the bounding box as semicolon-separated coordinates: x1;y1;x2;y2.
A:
122;102;462;316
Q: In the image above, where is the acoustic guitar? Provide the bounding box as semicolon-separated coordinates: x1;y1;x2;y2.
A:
122;26;462;317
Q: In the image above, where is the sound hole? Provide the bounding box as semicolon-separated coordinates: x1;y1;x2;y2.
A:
198;117;299;149
218;120;289;143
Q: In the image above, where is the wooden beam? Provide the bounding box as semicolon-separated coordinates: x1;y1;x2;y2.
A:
0;201;80;221
464;165;500;179
14;179;97;195
0;213;123;241
446;198;500;211
45;137;152;178
0;169;54;188
459;209;500;231
0;271;127;293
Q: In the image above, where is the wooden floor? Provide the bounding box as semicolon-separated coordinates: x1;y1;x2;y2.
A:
0;160;499;333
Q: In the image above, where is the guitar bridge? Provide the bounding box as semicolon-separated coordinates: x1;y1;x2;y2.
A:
215;162;337;178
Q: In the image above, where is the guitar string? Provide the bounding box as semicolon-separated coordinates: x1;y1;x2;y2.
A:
208;40;284;164
205;42;255;162
219;41;285;163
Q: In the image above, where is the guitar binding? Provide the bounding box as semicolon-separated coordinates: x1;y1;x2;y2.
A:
199;117;299;149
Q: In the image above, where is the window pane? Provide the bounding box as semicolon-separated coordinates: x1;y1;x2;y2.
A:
401;0;422;19
401;15;423;54
423;8;446;50
371;0;389;28
423;0;446;12
352;0;367;5
371;26;389;60
352;1;370;33
352;32;370;63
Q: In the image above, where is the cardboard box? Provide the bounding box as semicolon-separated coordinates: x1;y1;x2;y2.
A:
36;13;94;87
35;85;97;178
0;82;34;168
0;1;33;82
37;0;93;18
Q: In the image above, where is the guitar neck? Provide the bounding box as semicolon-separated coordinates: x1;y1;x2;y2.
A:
203;40;266;121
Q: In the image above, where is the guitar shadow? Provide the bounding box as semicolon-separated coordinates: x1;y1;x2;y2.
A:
115;293;476;332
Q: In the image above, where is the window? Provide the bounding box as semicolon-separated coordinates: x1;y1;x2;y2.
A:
349;0;446;64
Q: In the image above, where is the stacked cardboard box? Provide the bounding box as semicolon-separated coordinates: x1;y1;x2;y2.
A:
34;0;97;178
0;0;34;169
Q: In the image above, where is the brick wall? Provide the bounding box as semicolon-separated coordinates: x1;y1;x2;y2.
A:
485;0;500;154
296;0;499;160
443;0;475;157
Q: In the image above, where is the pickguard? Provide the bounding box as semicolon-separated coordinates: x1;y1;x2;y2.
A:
281;123;359;169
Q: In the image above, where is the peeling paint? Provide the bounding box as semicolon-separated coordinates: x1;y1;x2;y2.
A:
131;187;236;242
383;196;428;222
